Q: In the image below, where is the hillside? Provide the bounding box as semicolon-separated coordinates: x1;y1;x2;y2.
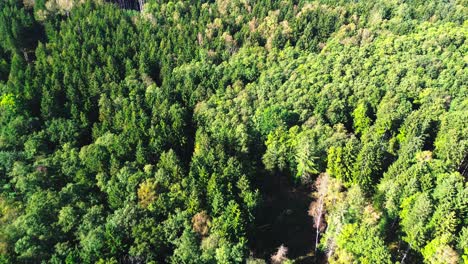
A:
0;0;467;263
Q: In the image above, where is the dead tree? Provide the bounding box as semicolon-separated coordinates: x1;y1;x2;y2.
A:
271;245;288;264
308;173;329;252
137;0;145;11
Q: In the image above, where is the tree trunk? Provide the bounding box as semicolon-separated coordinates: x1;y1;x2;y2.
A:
400;244;411;264
22;49;29;62
315;201;323;252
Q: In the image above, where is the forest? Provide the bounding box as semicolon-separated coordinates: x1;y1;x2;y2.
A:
0;0;466;263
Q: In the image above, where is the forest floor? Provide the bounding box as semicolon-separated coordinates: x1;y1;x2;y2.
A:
250;173;322;263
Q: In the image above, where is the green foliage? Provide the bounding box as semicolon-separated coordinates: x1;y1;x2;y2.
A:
327;136;359;186
255;105;298;137
435;99;468;171
171;228;202;264
336;223;392;264
352;102;373;136
0;0;42;53
0;0;466;263
400;192;433;250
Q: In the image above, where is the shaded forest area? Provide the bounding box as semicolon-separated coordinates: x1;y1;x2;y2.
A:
0;0;467;263
108;0;144;11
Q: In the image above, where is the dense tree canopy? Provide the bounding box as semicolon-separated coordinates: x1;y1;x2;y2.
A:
0;0;466;263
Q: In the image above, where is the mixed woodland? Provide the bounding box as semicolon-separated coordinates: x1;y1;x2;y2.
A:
0;0;467;263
